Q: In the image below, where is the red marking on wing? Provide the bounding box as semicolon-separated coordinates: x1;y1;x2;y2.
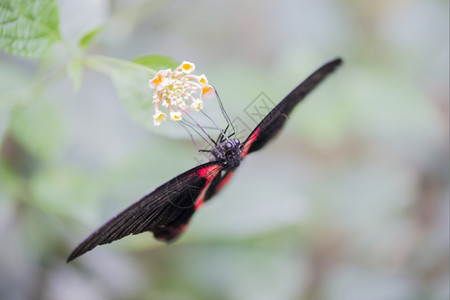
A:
241;128;260;158
193;165;222;210
215;171;234;194
194;197;204;210
196;164;221;178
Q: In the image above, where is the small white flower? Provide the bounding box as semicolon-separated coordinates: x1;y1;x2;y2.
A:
149;69;169;89
170;111;182;121
179;61;195;74
198;74;208;86
191;99;203;111
153;111;167;126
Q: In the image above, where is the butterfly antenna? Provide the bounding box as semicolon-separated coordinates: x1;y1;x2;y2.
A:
217;124;229;144
214;88;236;136
179;107;223;150
179;122;200;150
180;120;220;154
199;109;233;144
182;119;221;131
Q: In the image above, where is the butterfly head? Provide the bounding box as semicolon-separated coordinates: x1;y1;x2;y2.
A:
215;138;241;169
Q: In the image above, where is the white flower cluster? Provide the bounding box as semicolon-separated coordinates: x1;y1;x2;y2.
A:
149;61;215;126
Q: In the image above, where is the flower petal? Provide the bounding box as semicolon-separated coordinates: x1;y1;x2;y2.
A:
201;85;215;99
180;61;195;74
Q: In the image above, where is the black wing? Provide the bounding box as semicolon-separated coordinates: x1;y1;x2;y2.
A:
196;59;343;201
67;162;222;262
241;58;342;157
203;169;235;202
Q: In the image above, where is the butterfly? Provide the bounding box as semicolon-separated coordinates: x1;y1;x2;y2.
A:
67;58;342;262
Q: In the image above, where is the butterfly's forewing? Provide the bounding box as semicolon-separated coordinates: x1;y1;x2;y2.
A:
67;162;222;262
241;58;342;158
196;59;343;202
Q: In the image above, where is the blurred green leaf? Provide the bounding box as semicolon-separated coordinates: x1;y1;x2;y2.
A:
108;62;184;137
132;55;179;70
0;0;61;58
10;99;64;162
82;54;184;136
30;166;101;222
110;66;156;130
67;57;83;90
79;25;104;49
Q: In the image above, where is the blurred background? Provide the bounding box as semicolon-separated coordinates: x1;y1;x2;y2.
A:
0;0;448;299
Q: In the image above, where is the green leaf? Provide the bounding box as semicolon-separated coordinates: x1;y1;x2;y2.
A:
79;25;104;49
111;66;156;130
0;0;61;58
84;54;183;136
110;63;185;138
132;55;179;71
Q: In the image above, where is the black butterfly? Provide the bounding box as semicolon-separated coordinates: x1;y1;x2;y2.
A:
67;58;342;262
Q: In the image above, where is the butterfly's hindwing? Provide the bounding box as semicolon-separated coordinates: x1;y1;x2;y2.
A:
67;163;222;262
202;169;236;202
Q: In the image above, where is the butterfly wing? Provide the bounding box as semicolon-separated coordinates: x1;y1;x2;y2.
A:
241;58;342;158
67;162;222;262
197;59;343;201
